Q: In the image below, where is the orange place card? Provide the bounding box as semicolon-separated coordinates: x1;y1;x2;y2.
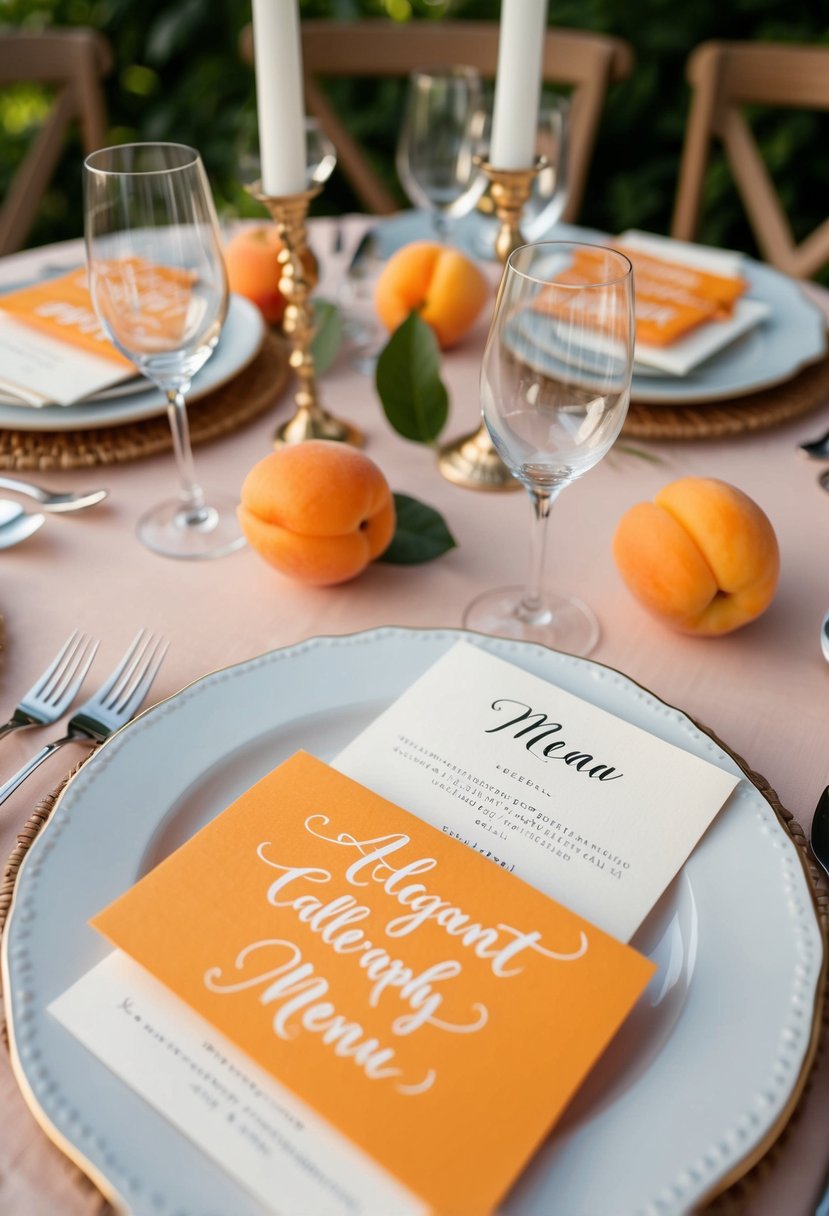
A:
534;244;748;348
615;244;747;311
92;751;654;1216
0;267;134;368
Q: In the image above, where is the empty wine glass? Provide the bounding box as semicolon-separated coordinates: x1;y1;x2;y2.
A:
238;116;336;191
524;98;570;239
84;142;243;560
474;97;570;258
396;67;487;241
463;241;635;656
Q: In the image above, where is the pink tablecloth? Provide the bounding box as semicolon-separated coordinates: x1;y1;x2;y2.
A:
0;218;827;1216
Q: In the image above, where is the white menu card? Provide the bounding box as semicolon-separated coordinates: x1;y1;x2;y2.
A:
335;642;740;941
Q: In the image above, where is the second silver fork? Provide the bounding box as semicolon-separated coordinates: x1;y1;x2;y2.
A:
0;630;168;807
0;630;98;741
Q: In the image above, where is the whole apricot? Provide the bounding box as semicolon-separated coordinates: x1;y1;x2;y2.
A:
238;441;395;586
223;226;317;327
612;476;779;636
374;240;489;348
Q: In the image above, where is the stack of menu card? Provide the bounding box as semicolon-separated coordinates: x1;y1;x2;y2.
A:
616;231;771;376
50;641;740;1214
0;268;135;406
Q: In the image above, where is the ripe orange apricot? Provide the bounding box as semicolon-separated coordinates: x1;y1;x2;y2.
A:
238;441;395;586
612;476;779;636
223;226;317;327
374;240;489;348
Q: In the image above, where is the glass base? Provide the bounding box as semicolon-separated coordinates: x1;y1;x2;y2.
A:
137;492;246;560
462;584;600;657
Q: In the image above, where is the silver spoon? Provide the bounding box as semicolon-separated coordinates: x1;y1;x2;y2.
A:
0;475;107;513
0;499;45;548
822;612;829;665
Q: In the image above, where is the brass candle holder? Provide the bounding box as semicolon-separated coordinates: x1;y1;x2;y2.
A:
247;181;362;448
437;156;546;491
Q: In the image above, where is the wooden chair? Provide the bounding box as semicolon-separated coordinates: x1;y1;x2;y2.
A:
240;20;633;221
0;28;113;255
671;41;829;279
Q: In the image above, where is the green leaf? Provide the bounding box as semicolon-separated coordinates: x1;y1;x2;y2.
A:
310;298;343;377
380;493;457;565
375;311;449;444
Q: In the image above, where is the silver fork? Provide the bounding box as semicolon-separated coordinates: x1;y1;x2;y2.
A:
0;631;99;741
0;630;168;807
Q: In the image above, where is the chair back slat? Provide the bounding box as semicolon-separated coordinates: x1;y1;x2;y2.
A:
0;29;112;255
672;40;829;279
240;20;634;222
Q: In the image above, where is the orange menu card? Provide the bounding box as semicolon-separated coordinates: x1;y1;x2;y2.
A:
535;244;748;347
92;751;654;1216
1;267;134;367
0;266;135;406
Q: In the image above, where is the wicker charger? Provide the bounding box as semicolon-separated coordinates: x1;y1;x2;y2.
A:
0;731;825;1215
623;351;829;441
0;331;290;471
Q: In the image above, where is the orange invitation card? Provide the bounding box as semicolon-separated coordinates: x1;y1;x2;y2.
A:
1;268;134;365
519;235;768;378
0;267;135;406
89;751;653;1216
535;244;748;348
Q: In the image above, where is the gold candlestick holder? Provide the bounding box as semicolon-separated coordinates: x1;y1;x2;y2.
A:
247;181;362;448
437;157;546;491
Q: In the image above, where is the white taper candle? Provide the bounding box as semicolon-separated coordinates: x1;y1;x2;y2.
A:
251;0;307;195
490;0;548;170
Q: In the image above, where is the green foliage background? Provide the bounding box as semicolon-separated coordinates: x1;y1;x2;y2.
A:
1;0;827;266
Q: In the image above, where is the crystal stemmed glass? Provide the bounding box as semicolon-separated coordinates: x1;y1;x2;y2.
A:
474;96;570;258
463;242;635;656
396;67;487;242
238;116;336;191
83;142;243;560
523;98;570;239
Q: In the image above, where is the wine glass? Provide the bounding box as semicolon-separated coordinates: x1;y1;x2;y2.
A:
474;97;570;257
463;241;635;656
83;142;243;560
523;98;570;239
396;67;487;242
238;116;336;191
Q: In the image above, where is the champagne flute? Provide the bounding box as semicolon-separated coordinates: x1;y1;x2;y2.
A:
83;142;243;560
396;67;487;242
464;242;635;656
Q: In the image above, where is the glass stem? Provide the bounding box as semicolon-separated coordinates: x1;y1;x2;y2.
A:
517;486;561;624
432;211;449;243
165;388;206;519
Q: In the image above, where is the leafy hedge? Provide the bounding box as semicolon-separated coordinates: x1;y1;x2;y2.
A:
2;0;828;271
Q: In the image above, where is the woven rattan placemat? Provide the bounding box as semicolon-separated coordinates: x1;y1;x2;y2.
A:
623;353;829;441
0;332;290;471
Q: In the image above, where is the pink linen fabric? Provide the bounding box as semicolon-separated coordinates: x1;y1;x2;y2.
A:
0;217;826;1215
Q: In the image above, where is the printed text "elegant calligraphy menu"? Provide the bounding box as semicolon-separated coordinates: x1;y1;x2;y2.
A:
89;752;653;1215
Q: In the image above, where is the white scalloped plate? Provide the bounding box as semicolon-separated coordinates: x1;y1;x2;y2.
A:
2;628;824;1216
